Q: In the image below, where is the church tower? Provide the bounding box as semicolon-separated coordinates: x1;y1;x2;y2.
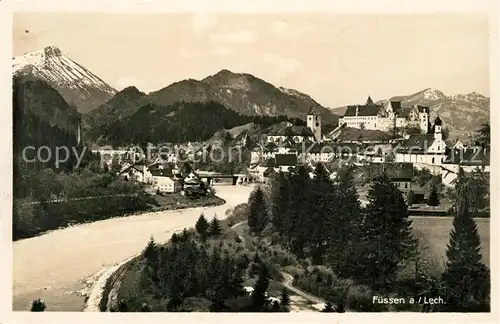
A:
434;115;442;140
307;106;322;142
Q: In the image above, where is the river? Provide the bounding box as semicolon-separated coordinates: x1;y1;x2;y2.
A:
12;185;254;311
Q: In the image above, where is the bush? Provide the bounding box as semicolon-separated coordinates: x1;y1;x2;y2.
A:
31;299;46;312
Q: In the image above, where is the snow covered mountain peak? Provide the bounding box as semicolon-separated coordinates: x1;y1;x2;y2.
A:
12;46;116;113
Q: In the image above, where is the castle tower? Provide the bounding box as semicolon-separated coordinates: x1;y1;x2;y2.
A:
307;106;322;142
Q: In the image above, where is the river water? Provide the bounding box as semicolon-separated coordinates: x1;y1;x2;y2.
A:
12;185;254;311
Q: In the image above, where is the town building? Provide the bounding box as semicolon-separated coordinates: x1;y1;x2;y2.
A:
338;96;429;133
363;162;415;198
394;116;447;174
151;169;181;193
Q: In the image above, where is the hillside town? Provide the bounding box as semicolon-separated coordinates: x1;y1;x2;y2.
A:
11;11;490;316
95;95;489;214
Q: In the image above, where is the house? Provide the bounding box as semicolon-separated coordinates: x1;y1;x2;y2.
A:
182;171;204;192
363;162;414;197
441;147;490;187
248;158;277;182
394;116;447;174
151;170;181;193
119;164;153;183
358;144;394;164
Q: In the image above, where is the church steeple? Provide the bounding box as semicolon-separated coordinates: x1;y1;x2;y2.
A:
366;95;374;105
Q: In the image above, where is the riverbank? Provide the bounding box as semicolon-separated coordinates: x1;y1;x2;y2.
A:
13;185;253;311
14;193;225;241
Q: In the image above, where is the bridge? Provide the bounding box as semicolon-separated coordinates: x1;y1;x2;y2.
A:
195;171;254;186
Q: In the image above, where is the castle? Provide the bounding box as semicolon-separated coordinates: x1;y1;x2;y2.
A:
338;96;429;133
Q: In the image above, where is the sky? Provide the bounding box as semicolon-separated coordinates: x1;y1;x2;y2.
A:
13;12;489;108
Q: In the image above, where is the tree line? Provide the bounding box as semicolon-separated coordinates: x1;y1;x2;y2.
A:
115;214;292;312
246;164;490;312
99;101;307;146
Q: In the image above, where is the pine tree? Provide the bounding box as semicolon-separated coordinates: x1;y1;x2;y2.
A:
287;165;312;257
250;262;270;311
280;288;291;307
428;182;440;209
171;233;179;244
406;190;416;206
357;174;417;287
441;199;490;311
31;298;46;312
180;228;190;242
269;172;290;238
195;213;210;239
328;167;363;278
143;235;158;264
308;163;336;264
209;216;223;237
247;186;269;235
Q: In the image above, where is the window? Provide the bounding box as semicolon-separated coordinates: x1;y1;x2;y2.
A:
405;183;408;189
432;157;435;163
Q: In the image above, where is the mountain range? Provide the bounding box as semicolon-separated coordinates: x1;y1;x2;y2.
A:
12;46;489;143
330;88;490;140
84;68;339;130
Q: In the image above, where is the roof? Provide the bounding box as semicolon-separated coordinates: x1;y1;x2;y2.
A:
260;158;276;168
275;154;298;166
344;105;381;117
332;127;389;143
389;101;402;112
398;108;412;118
443;148;490;166
416;105;429;113
151;169;174;177
397;134;435;153
269;125;314;137
434;116;442;126
263;142;278;152
364;162;414;181
308;106;321;116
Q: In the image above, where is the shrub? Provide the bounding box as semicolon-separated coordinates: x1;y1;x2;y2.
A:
31;299;46;312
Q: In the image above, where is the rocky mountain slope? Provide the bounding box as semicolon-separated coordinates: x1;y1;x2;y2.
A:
13;46;116;113
83;86;146;129
330;88;489;139
85;69;339;132
13;74;80;133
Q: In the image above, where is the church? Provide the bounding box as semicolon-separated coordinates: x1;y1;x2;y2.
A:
394;116;447;174
338;96;429;133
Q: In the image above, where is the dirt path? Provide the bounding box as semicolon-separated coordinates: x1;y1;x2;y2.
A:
230;221;325;306
13;185;253;311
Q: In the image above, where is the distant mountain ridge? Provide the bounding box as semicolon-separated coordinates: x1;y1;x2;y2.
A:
84;69;339;131
330;88;489;139
13;46;117;113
